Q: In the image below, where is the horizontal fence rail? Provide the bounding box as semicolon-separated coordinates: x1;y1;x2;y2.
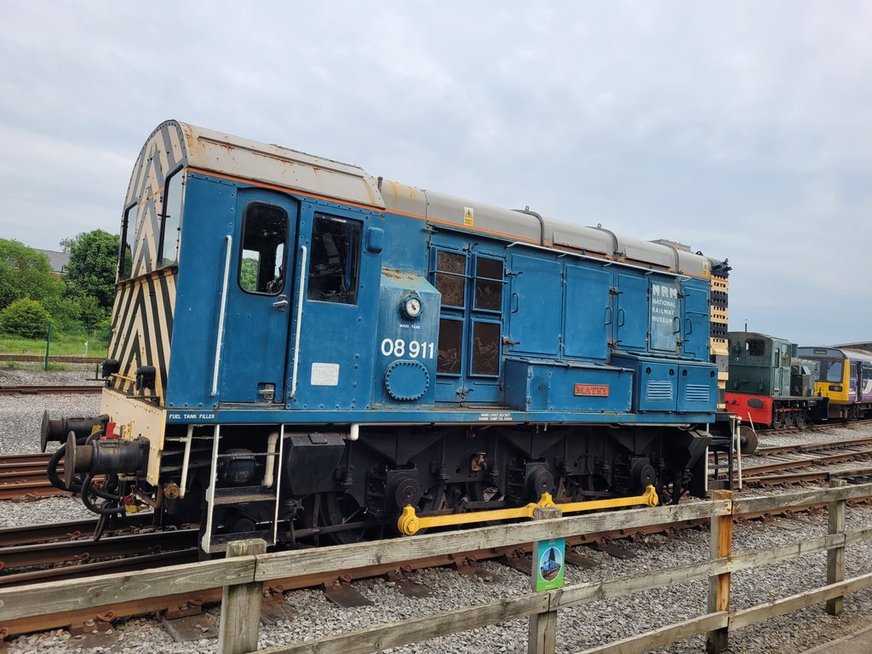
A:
0;482;870;653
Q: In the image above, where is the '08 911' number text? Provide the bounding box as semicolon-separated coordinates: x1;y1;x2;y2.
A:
380;338;436;359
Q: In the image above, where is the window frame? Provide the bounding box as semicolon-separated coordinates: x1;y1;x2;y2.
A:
468;318;502;378
118;202;138;281
432;248;468;310
305;212;363;305
237;202;290;297
436;316;465;377
157;166;186;269
472;254;504;314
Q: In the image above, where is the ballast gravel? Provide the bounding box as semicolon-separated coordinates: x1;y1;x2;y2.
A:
757;421;872;448
2;372;872;653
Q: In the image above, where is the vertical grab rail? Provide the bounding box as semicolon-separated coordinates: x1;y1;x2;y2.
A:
272;424;286;545
178;424;195;499
211;235;233;397
202;423;221;553
290;245;308;399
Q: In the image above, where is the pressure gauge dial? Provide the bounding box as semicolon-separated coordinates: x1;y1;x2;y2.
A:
401;294;423;320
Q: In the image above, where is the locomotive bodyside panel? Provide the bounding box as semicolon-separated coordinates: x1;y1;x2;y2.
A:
680;278;711;361
505;252;563;358
503;358;633;412
563;262;611;361
372;271;440;406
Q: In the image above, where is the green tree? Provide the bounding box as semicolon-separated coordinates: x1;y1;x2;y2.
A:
240;257;258;292
41;295;82;333
0;298;52;338
0;239;64;309
63;230;119;310
77;295;104;332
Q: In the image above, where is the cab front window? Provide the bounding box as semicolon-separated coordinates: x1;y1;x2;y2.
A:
819;359;843;383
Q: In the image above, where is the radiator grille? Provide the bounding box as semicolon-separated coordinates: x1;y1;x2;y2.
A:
646;381;674;401
686;384;711;403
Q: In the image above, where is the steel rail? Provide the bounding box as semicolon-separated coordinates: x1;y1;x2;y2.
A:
0;355;102;364
0;514;154;548
0;385;103;395
756;436;872;457
0;529;198;579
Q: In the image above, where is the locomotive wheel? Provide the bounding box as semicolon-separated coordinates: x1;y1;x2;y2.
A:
303;492;382;545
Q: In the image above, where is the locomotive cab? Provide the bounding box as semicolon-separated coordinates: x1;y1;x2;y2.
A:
725;332;828;428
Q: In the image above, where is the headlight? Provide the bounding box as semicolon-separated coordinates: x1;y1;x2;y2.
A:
401;294;423;320
829;385;843;392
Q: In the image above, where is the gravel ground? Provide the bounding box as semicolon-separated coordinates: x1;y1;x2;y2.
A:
757;422;872;448
0;367;103;525
3;372;872;653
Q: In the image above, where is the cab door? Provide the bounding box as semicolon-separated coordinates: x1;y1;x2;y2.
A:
219;189;298;403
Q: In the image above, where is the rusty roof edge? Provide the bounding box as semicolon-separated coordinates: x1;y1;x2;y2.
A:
176;121;385;210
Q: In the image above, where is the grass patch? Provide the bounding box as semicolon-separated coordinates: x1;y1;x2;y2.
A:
0;335;108;358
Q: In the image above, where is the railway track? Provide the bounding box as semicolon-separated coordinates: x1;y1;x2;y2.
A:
0;385;103;396
0;528;199;586
0;355;102;364
0;453;67;501
0;514;153;547
739;436;872;486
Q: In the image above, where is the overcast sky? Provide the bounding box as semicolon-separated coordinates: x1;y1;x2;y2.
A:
1;1;870;345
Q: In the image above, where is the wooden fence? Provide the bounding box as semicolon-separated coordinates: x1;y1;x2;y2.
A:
2;480;872;654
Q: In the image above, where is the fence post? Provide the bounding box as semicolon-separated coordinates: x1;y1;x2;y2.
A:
218;538;267;654
706;490;733;654
44;322;52;371
528;506;562;654
826;478;847;616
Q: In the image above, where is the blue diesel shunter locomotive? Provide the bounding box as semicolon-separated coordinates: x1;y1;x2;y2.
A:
45;121;719;551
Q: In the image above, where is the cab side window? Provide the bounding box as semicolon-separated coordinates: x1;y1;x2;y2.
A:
307;213;362;304
239;203;288;295
118;204;137;280
159;170;185;267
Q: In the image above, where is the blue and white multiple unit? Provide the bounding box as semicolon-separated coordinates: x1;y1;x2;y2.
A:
51;121;720;550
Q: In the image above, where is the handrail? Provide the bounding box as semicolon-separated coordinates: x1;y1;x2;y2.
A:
211;234;233;397
290;245;308;399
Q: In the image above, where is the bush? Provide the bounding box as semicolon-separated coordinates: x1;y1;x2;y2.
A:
41;295;82;333
77;295;106;333
95;315;113;342
0;298;52;338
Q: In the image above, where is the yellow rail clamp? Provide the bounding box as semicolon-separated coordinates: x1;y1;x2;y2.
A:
397;484;659;536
